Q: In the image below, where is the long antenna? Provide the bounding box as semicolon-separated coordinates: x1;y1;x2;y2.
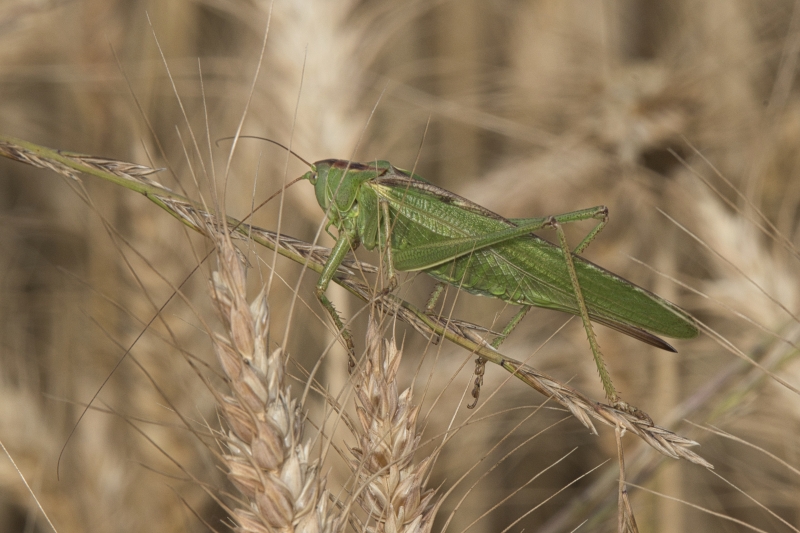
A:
215;135;314;168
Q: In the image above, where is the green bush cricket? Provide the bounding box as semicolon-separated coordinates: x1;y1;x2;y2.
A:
297;157;698;410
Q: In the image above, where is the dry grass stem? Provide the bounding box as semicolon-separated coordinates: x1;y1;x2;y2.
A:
5;3;800;531
0;142;162;184
348;317;440;533
0;136;714;473
209;231;342;533
615;426;639;533
0;136;712;470
509;364;713;469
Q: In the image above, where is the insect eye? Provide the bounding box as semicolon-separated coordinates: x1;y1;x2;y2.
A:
301;170;317;185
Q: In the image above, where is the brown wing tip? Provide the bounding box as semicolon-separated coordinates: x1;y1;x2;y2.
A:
592;315;680;352
632;329;678;352
658;339;678;353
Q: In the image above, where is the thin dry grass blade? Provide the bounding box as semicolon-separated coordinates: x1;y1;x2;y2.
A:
0;135;712;469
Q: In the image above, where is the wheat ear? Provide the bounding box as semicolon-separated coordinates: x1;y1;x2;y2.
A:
209;231;342;533
348;316;440;533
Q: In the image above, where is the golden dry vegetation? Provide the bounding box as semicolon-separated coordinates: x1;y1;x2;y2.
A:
1;1;800;532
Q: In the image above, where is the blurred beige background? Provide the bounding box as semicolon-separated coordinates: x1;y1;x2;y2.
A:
2;1;800;531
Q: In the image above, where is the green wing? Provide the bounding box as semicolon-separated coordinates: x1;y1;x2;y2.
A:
392;218;550;271
372;178;698;343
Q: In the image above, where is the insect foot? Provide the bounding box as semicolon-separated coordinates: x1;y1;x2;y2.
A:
374;275;398;299
467;357;487;409
612;400;654;426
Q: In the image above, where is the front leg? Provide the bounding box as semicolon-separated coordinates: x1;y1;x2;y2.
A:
316;227;359;370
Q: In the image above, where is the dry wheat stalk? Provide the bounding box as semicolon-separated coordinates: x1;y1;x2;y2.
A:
0;136;712;470
209;230;342;533
348;317;440;533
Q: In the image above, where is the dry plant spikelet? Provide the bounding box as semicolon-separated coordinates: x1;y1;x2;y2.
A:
349;318;440;533
0;137;712;468
210;233;341;533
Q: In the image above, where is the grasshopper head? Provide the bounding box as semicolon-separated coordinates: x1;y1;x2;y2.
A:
306;159;383;219
302;160;332;212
